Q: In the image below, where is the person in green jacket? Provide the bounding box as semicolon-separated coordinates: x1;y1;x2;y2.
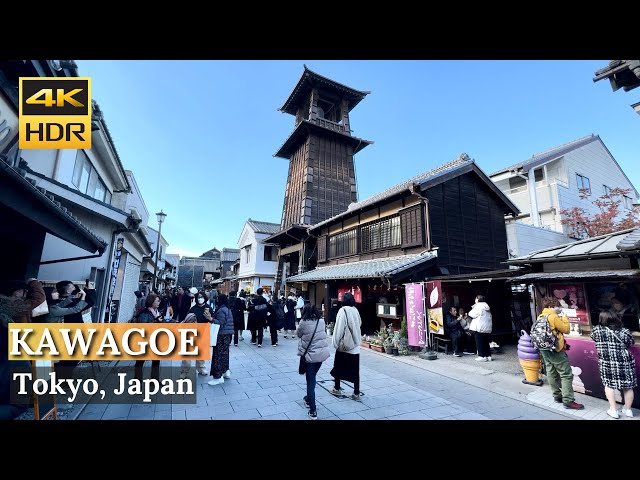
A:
538;296;584;410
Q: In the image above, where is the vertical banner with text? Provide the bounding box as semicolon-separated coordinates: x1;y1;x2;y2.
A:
425;281;444;335
405;283;426;347
106;238;124;323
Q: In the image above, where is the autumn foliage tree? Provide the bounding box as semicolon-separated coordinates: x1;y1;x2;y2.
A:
561;187;640;238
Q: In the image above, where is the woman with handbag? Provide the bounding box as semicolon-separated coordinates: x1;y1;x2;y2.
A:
330;292;362;400
591;310;637;419
208;294;235;386
296;303;330;420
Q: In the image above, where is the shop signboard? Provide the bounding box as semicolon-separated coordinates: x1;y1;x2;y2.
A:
550;284;589;325
404;283;426;347
425;281;444;335
566;337;640;409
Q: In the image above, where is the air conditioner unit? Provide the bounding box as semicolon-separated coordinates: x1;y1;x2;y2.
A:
129;207;141;221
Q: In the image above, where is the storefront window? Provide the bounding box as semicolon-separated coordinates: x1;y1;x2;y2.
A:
585;282;640;333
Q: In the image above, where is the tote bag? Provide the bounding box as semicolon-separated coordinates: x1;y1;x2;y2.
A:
210;323;220;347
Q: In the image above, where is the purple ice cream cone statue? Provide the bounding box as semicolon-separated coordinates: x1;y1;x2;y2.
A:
518;330;543;386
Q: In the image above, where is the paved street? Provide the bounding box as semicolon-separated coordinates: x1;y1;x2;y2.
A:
73;329;635;421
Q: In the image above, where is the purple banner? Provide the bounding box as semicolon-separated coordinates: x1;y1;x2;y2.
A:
405;283;426;347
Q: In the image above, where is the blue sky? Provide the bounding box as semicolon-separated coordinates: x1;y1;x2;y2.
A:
76;60;639;257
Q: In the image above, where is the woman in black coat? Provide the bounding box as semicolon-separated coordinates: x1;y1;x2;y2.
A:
229;291;246;346
134;294;164;380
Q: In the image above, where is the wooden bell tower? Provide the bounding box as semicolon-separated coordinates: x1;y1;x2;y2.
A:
275;66;373;229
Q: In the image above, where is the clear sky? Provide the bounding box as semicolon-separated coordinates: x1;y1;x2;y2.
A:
76;60;639;257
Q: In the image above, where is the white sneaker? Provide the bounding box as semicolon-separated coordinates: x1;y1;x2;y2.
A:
223;370;231;379
622;408;634;418
607;408;619;419
207;377;224;386
475;356;486;362
486;356;492;362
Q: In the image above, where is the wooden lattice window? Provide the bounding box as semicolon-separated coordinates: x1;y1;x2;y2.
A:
317;235;327;263
400;205;424;248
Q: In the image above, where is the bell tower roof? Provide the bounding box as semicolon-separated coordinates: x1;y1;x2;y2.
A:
279;65;370;116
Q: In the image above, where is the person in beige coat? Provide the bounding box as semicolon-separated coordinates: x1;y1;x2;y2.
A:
330;292;362;400
297;303;330;419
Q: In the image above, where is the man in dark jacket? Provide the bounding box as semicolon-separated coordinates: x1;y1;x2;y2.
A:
55;281;96;323
445;306;465;357
248;288;269;347
171;286;191;321
229;291;246;346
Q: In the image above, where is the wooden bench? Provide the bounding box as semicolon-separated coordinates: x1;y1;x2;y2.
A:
433;335;452;355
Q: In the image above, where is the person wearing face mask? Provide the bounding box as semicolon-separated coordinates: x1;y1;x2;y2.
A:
180;291;214;378
43;286;88;323
207;294;234;386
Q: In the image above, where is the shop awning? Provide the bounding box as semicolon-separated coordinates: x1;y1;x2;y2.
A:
286;250;437;283
0;161;107;254
510;270;640;282
428;268;526;282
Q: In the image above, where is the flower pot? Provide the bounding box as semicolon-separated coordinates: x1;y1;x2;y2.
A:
371;345;384;353
392;348;399;356
519;358;543;386
385;346;393;354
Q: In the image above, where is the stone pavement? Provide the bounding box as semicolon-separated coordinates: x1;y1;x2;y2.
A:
74;331;638;421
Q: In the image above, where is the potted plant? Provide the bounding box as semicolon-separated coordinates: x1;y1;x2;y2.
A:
383;335;394;354
370;338;385;353
391;331;401;356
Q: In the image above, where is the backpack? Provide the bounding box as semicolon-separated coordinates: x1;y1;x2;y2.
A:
530;313;557;351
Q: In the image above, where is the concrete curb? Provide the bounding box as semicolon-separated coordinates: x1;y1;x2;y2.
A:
360;347;581;419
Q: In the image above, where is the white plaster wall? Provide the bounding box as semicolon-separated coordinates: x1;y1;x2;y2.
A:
507;221;575;258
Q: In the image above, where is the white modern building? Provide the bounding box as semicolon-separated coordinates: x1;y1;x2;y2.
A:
236;219;280;294
490;134;639;257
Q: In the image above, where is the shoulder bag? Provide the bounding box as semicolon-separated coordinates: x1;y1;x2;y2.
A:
608;328;633;359
299;318;320;375
338;309;356;352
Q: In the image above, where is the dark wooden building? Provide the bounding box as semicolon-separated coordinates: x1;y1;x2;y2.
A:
282;155;519;334
275;65;373;230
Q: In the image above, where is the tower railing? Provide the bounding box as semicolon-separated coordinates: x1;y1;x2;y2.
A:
313;117;350;134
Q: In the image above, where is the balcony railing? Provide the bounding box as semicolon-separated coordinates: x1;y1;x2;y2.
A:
314;117;348;134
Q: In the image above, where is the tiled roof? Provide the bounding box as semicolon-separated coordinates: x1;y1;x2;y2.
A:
286;250;436;282
490;135;598;176
616;229;640;251
247;219;281;235
279;65;370;115
513;270;640;281
312;154;472;230
593;60;640;92
509;228;640;263
1;161;107;254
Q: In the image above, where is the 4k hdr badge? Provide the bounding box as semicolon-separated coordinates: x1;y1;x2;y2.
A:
19;77;91;149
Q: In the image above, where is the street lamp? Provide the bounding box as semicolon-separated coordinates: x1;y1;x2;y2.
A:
153;210;167;290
